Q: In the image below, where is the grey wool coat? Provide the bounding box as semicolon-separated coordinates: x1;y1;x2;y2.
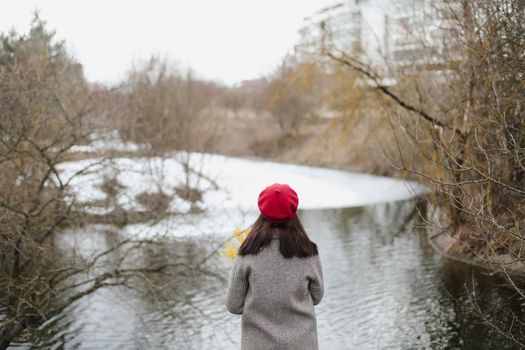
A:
225;237;324;350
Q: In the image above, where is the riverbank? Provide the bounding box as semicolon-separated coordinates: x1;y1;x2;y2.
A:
201;111;411;179
67;128;524;277
426;205;525;277
59;152;428;231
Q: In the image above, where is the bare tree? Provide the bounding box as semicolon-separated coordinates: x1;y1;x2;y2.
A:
0;16;218;349
260;58;322;143
323;0;525;345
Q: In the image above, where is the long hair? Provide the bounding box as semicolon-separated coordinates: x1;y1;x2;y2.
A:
238;214;318;258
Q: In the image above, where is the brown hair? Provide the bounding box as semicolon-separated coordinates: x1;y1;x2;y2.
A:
238;214;318;258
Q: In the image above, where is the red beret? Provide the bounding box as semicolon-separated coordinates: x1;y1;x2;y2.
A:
257;183;299;223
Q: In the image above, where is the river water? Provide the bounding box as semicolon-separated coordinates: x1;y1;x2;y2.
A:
13;199;524;349
7;153;525;349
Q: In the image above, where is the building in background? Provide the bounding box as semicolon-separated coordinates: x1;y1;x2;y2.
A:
389;0;454;71
295;0;450;73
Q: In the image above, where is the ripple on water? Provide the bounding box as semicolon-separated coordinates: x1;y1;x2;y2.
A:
24;199;525;349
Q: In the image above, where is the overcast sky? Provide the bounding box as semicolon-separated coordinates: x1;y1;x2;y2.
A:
0;0;334;85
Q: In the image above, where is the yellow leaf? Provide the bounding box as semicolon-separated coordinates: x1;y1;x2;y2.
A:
220;243;238;261
236;228;251;243
221;227;252;262
233;227;243;237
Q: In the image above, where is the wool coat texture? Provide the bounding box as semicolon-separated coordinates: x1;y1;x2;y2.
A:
225;237;324;350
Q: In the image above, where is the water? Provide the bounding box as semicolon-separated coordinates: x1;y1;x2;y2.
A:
9;199;525;349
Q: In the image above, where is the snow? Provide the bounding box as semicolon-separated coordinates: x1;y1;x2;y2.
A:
69;130;142;153
58;152;429;237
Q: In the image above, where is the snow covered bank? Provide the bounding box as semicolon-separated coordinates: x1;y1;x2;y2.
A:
58;153;429;237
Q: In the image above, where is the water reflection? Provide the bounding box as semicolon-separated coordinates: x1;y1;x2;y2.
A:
12;199;525;349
